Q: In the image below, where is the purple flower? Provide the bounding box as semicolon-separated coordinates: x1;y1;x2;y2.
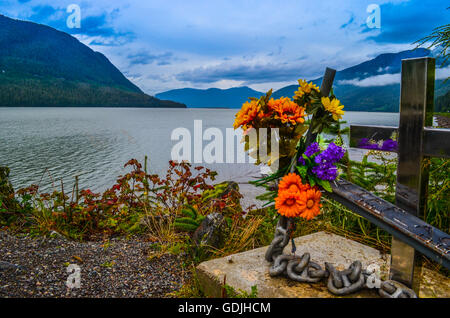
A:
314;142;345;165
312;163;338;181
358;138;397;151
298;142;320;164
359;138;369;145
311;143;345;181
305;142;321;157
359;138;379;150
381;139;398;151
327;142;346;162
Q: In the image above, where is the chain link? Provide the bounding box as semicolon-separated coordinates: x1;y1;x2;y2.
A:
378;280;417;298
286;254;326;283
325;261;366;295
265;216;292;262
265;216;418;298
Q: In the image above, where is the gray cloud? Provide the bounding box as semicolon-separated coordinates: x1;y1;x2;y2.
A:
340;14;355;29
127;51;173;66
176;63;318;84
338;65;450;87
338;73;400;87
436;66;450;80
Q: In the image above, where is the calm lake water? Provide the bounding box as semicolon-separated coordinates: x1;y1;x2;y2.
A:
0;107;399;194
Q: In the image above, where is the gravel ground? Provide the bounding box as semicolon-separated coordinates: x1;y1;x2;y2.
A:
436;115;450;128
0;231;190;298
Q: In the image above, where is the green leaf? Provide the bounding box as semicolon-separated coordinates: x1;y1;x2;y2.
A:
175;217;200;226
181;208;195;219
309;176;316;187
296;166;307;178
174;222;198;232
256;191;276;202
318;179;332;192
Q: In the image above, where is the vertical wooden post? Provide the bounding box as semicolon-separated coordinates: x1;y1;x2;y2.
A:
390;57;435;292
304;68;336;146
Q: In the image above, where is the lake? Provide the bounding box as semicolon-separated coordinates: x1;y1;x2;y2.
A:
0;107;400;197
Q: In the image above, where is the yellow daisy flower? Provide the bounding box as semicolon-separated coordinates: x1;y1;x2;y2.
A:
321;97;345;121
294;79;320;99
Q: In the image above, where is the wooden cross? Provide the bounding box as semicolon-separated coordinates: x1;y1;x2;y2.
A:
349;57;450;292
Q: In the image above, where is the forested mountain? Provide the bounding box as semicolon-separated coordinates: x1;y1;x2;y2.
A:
436;90;450;112
271;49;449;112
155;87;264;108
0;15;185;108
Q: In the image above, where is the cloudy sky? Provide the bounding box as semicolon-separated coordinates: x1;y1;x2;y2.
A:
0;0;448;94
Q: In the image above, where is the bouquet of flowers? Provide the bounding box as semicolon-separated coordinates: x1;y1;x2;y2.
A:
233;79;346;221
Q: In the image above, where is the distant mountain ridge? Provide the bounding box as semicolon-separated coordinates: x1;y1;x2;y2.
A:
157;49;449;112
271;48;449;112
0;15;185;108
271;49;434;98
156;86;264;108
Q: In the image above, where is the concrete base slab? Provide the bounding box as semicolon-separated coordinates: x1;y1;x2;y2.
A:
196;231;449;298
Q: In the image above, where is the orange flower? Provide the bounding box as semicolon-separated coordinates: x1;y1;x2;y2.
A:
275;173;322;220
234;100;260;130
297;187;322;220
278;173;309;193
275;191;304;218
268;97;305;125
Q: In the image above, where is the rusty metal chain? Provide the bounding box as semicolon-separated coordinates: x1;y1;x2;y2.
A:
265;216;417;298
